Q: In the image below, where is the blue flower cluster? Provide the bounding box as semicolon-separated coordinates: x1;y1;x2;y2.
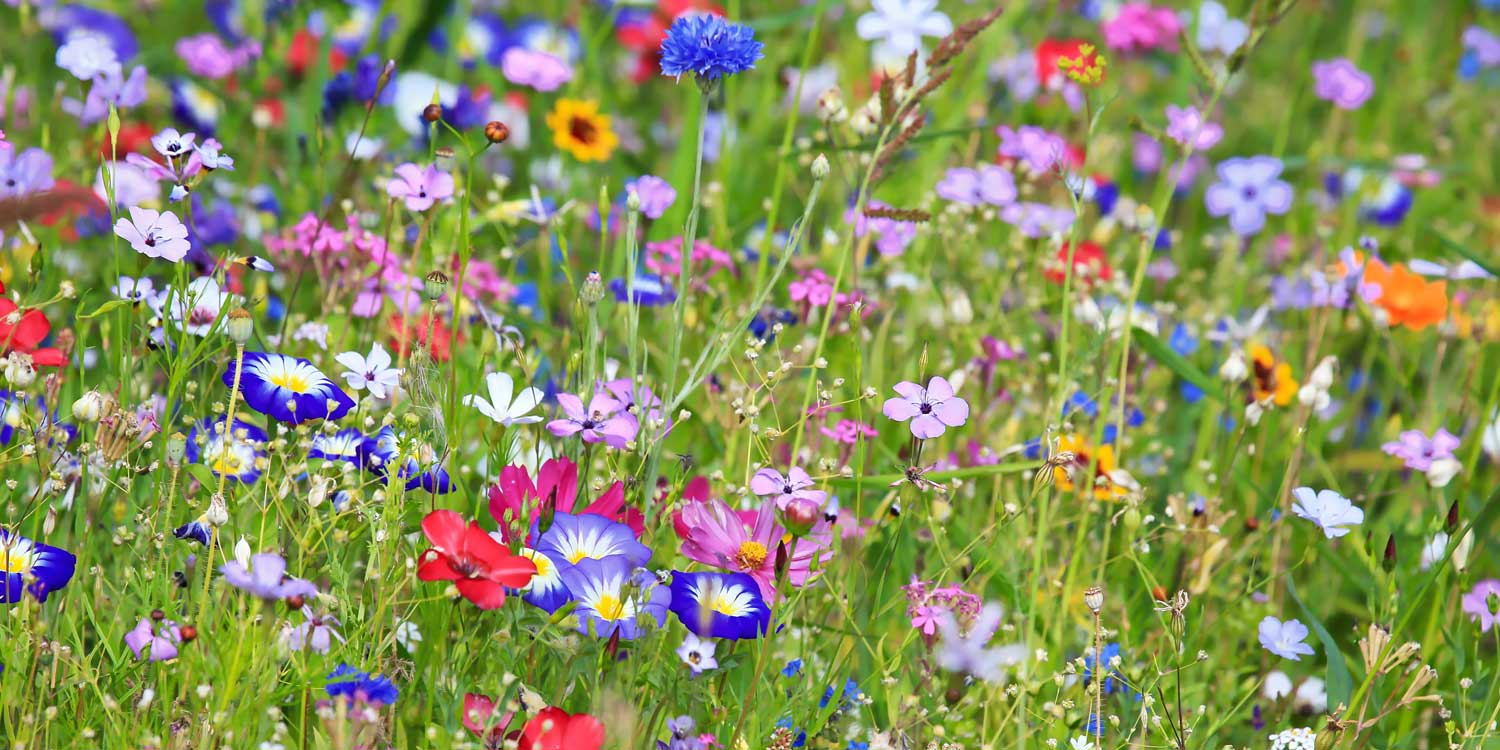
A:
658;15;764;82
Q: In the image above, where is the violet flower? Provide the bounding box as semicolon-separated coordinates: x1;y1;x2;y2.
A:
882;376;970;439
1258;616;1315;661
220;552;319;601
626;174;677;219
1204;156;1293;236
1311;58;1374;110
124;618;183;662
996;125;1067;174
1164;105;1223;150
935;165;1016;206
1381;428;1459;472
546;392;638;449
0;147;55;199
386;163;455;211
62;65;147;124
1461;580;1500;632
749;466;827;510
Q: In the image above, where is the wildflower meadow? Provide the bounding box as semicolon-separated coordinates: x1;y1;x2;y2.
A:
3;0;1500;748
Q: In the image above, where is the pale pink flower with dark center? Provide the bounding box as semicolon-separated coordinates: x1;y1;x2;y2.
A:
114;206;191;262
882;376;970;439
386;163;455;211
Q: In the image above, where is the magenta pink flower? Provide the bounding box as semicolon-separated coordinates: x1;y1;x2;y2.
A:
749;466;826;510
677;497;831;601
124;618;183;661
646;237;734;279
1382;428;1459;472
789;269;836;306
386;163;455;211
546;391;639;449
501;48;573;92
1101;3;1182;53
1311;58;1374;110
883;376;970;439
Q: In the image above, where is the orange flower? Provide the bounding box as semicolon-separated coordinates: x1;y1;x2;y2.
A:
1363;262;1448;331
1051;433;1132;500
1248;344;1297;407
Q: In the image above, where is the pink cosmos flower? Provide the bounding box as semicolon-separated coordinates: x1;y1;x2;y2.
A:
1101;3;1182;53
749;466;827;511
677;496;831;601
501;48;573;92
487;456;644;544
114;206;191;262
546;391;639;449
882;376;970;439
386;163;455;211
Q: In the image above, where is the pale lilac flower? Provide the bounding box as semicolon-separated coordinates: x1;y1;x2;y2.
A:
501;48;573;92
996;125;1067;174
124;618;183;662
856;0;953;61
1195;1;1248;55
334;343;401;399
1463;27;1500;69
220;552;319;601
191;138;235;171
1204;156;1294;236
386;163;455;211
1312;58;1374;110
62;65;147;124
292;322;331;350
883;376;970;439
749;466;827;510
113;206;191;262
1461;580;1500;632
934;602;1025;682
150;128;196;159
0;147;55;199
1291;487;1364;539
282;608;345;653
56;35;120;80
626;175;677;219
463;371;544;426
1382;428;1459;472
546;392;638;449
935;165;1016;206
112;276;160;305
1258;616;1315;661
175;33;238;79
1164;105;1223;150
676;632;718;674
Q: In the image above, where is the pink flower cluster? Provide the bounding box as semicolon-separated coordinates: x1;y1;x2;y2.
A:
264;213;389;260
1101;4;1182;53
904;577;984;640
645;237;735;279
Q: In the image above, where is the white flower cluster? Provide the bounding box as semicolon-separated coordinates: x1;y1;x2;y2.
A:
1269;727;1316;750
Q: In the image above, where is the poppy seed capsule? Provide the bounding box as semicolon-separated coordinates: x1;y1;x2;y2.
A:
178;625;198;642
484;121;511;144
422;103;442;122
225;308;253;345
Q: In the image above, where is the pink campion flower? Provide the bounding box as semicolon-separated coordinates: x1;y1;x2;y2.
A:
386;162;455;211
1101;3;1182;53
1164;105;1223;150
882;376;970;439
789;268;836;306
749;466;827;511
646;237;735;279
501;48;573;92
819;419;877;445
677;496;832;601
546;391;639;449
124;618;183;661
1381;428;1460;472
1462;580;1500;632
1311;58;1374;110
114;206;191;262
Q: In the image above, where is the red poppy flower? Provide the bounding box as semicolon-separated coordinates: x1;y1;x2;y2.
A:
0;293;66;367
488;456;644;544
516;707;605;750
416;510;537;610
389;313;461;362
1035;38;1098;82
1044;241;1113;286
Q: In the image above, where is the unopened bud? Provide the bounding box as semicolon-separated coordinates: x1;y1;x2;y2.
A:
484;121;511;144
72;390;106;423
580;271;605;306
167;432;187;463
811;154;830;180
422;103;443;123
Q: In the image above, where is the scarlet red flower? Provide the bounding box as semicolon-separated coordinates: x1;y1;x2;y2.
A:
389;313;461;362
0;291;66;367
1035;38;1098;82
516;707;605;750
462;692;515;748
488;456;644;544
1044;241;1113;286
416;510;537;610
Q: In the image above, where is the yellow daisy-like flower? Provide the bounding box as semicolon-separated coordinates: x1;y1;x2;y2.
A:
546;99;618;162
1052;433;1131;501
1247;344;1298;407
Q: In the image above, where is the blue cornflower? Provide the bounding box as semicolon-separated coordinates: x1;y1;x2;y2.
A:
1082;643;1125;694
658;15;764;83
781;658;804;677
325;664;399;706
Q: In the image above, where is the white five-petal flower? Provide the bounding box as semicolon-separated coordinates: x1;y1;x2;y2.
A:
334;344;401;399
856;0;953;63
1290;487;1364;539
463;371;543;426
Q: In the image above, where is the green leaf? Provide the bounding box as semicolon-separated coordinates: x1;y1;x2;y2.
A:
78;299;132;320
185;463;218;491
1431;226;1500;279
1130;327;1224;402
1286;575;1353;709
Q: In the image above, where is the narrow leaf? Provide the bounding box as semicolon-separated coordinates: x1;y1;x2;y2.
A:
1286;575;1354;709
1130;327;1224;402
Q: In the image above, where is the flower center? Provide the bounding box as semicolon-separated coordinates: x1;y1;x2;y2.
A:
0;544;35;574
595;594;625;620
734;541;768;571
569;115;598;146
269;371;311;393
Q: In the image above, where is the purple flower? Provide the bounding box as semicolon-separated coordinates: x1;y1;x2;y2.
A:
882;376;970;439
501;48;573;92
176;33;238;79
124;618;183;662
150;128;196;159
282;608;345;653
999;202;1074;238
547;392;639;449
220;552;319;601
1311;58;1374;110
386;163;455;211
935;165;1016;206
1164;105;1222;150
749;466;827;510
1204;156;1294;236
1461;580;1500;632
996;125;1067;174
1463;27;1500;69
1381;428;1459;472
626;174;678;219
62;65;147;125
0;147;55;199
1258;616;1315;661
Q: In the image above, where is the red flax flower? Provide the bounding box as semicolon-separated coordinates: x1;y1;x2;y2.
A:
389;312;461;362
517;707;605;750
1044;241;1113;287
0;281;66;367
417;510;536;609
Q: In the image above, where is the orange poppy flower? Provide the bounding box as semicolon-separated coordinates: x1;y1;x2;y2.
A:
1363;261;1448;331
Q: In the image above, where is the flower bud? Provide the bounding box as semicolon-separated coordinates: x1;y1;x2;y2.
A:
580;271;605;306
167;432;187;463
205;494;229;527
781;497;821;537
422;103;443;123
72;390;106;423
178;625;198;643
811;154;830;180
1219;351;1248;383
484;121;511;144
3;353;36;388
225;308;253;345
